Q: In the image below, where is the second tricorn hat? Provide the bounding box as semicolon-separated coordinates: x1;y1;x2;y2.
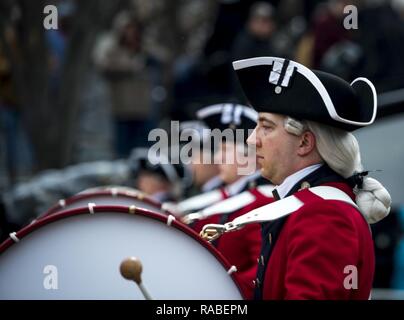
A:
196;103;258;133
232;57;377;131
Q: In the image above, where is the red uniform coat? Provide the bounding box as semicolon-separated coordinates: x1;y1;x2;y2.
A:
191;188;228;234
192;187;274;299
259;182;374;300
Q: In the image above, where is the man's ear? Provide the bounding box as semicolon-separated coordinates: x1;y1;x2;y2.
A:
297;131;316;156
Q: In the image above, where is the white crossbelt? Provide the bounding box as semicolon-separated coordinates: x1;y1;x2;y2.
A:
201;186;358;241
182;185;275;224
162;189;223;216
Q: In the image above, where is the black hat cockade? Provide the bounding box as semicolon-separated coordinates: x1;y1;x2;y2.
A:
233;57;377;131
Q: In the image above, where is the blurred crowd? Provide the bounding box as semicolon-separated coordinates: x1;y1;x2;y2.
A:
2;0;404;177
1;0;404;292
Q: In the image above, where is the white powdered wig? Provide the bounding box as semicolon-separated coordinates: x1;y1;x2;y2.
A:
305;120;362;179
283;117;391;224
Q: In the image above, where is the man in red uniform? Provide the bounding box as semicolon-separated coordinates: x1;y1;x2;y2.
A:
230;56;392;299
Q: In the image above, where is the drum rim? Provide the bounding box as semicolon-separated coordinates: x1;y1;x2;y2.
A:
0;204;245;298
40;190;170;218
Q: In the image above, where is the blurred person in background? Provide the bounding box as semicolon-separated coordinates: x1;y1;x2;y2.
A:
0;22;34;188
170;103;262;216
346;0;404;92
231;2;280;61
294;0;350;69
392;206;404;290
171;0;280;121
231;2;283;102
178;120;222;197
93;11;163;158
295;0;404;93
129;148;192;203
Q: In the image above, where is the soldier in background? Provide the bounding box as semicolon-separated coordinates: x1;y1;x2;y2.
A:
178;120;222;198
180;103;273;299
169;103;261;216
129;148;193;203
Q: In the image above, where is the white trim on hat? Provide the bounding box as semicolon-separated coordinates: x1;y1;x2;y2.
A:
232;57;377;127
222;103;234;124
197;103;258;124
179;120;209;132
196;104;225;120
350;77;377;124
233;104;243;125
243;106;259;122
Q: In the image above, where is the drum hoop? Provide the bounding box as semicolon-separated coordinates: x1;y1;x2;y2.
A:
41;190;171;218
0;205;244;298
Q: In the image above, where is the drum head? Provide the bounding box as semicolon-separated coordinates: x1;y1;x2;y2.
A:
0;206;243;300
41;186;170;218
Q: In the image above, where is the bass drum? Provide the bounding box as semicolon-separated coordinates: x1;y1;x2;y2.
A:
0;205;243;300
39;186;171;218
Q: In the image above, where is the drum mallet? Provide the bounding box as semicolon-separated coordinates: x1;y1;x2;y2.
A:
120;257;153;300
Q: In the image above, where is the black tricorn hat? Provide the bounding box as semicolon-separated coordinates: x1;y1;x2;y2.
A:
232;57;377;131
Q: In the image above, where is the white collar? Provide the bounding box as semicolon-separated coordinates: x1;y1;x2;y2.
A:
225;170;262;196
275;163;323;199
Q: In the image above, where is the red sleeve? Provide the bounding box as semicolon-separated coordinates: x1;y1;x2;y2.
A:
233;222;262;299
217;219;262;300
284;201;360;299
219;194;273;299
